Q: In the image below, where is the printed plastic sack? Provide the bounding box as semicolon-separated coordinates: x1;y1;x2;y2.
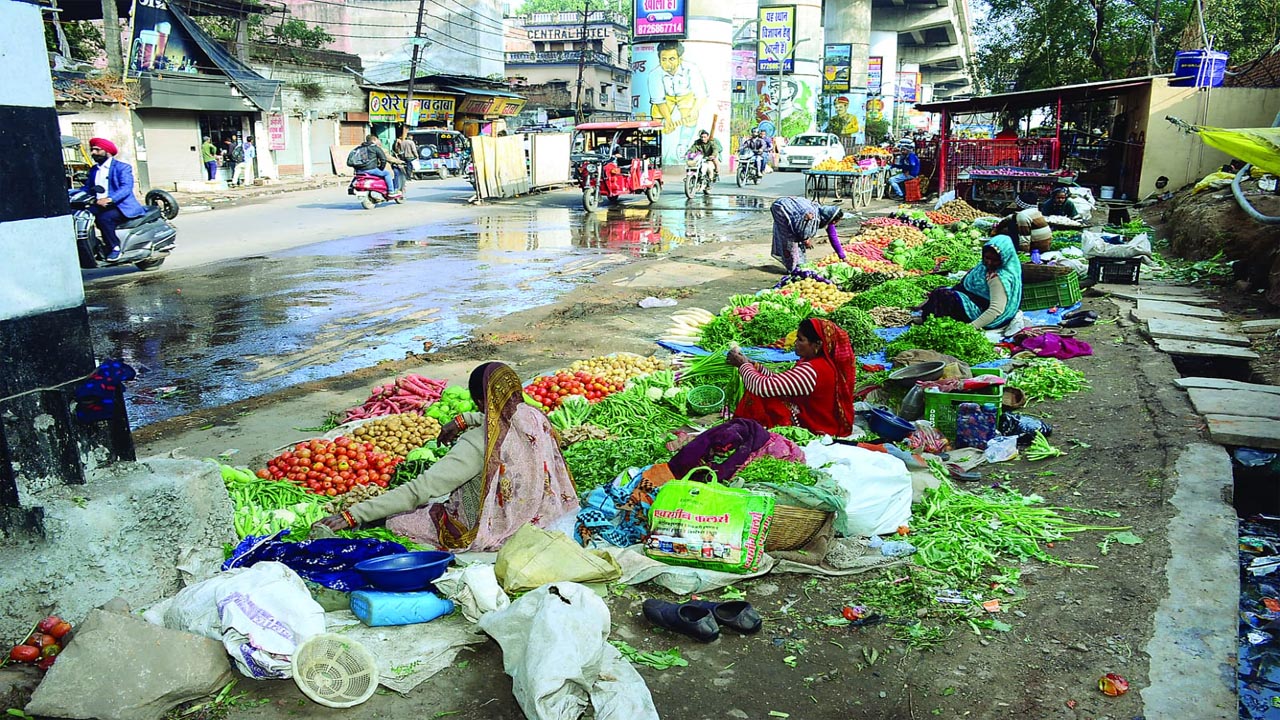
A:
955;402;999;450
1081;229;1151;260
645;468;774;574
495;525;622;594
801;442;912;537
153;562;326;679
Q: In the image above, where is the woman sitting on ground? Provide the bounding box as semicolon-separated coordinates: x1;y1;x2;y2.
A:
919;226;1023;331
726;318;856;437
318;362;578;552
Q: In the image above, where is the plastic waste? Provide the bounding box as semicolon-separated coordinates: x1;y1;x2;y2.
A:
349;590;454;627
983;435;1019;463
638;297;678;308
868;535;917;557
1235;448;1279;468
1030;248;1042;264
899;385;925;421
999;412;1054;446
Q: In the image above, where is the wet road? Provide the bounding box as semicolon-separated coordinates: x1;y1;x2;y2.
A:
85;200;764;427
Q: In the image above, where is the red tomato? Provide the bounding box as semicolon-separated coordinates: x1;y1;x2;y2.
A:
9;645;39;663
36;655;56;671
37;617;62;634
256;469;271;479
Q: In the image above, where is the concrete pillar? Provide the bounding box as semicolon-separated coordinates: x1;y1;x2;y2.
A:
824;0;872;144
0;0;133;535
630;0;735;165
253;117;277;180
759;0;822;138
300;113;313;179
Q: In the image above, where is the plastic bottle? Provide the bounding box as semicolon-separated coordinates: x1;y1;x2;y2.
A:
349;590;454;627
1030;248;1042;264
869;535;917;558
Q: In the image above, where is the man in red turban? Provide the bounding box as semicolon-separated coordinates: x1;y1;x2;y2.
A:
78;138;146;261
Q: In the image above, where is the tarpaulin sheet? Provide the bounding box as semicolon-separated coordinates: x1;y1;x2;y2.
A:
1197;126;1280;176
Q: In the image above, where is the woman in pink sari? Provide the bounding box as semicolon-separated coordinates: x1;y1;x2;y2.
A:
319;362;578;552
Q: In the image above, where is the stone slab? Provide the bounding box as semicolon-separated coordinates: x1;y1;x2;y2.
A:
1154;338;1260;359
26;609;234;720
1130;307;1233;325
1241;318;1280;333
1187;388;1280;420
1137;299;1225;318
1177;377;1280;395
1146;318;1251;347
1096;283;1205;297
1099;287;1214;304
1204;414;1280;450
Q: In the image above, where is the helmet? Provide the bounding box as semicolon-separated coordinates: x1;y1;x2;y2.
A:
896;138;914;149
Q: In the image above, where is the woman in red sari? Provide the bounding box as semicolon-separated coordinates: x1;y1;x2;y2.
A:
726;318;856;437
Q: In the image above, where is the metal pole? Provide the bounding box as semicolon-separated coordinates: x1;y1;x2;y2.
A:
404;0;427;129
574;0;590;123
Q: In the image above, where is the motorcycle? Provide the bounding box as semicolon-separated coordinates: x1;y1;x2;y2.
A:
348;166;406;210
71;187;178;270
737;151;765;187
684;152;716;199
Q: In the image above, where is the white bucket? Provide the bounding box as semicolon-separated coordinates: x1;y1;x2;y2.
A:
1099;186;1116;200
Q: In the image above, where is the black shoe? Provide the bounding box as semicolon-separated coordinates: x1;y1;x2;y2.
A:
1062;309;1096;321
1060;315;1096;328
684;600;762;634
642;599;720;642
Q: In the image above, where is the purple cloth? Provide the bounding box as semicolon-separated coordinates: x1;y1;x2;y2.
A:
827;224;846;260
1020;333;1093;359
668;418;775;483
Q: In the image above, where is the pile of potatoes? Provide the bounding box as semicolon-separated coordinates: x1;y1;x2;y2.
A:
937;199;987;222
567;354;669;385
322;482;387;514
350;413;442;457
859;225;927;248
780;278;854;312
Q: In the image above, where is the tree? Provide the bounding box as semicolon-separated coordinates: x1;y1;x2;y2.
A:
515;0;628;14
194;11;333;50
45;20;104;61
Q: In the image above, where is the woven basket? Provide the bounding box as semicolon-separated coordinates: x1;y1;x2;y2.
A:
687;385;726;414
1020;262;1073;283
765;505;830;551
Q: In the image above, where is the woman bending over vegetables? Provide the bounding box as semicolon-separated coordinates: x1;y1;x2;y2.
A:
317;362;578;552
918;226;1023;331
726;318;856;437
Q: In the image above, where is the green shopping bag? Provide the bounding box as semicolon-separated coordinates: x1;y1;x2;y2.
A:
645;467;775;574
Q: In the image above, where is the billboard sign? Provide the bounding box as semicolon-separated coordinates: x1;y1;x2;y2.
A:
633;0;687;40
129;0;201;76
756;6;796;75
868;56;883;94
823;44;852;93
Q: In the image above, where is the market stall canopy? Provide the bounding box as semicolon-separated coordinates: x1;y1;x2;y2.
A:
915;75;1171;114
1194;126;1280;175
445;87;526;117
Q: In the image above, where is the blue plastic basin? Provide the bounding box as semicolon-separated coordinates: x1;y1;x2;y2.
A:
355;551;454;592
866;406;916;442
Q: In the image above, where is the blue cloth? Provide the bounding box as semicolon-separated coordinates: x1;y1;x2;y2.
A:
957;235;1023;329
892;152;920;177
223;531;407;591
82;161;146;217
576;466;651;547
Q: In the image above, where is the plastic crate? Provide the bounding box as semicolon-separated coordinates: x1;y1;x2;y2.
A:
904;177;922;202
1087;257;1141;285
921;369;1004;440
1020;272;1082;310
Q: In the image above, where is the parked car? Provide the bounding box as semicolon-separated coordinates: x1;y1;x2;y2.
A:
407;128;467;179
777;132;845;171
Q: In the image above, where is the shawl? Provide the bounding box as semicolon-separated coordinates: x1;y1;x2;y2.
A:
806;318;857;435
958;235;1023;329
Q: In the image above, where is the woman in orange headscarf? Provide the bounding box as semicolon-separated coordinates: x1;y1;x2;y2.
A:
726;318;857;437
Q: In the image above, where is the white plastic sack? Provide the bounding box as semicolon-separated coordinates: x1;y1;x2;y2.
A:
802;441;912;536
478;583;659;720
434;564;510;623
149;562;326;679
1082;229;1152;260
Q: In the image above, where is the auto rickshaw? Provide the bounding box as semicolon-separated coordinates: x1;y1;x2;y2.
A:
572;120;664;212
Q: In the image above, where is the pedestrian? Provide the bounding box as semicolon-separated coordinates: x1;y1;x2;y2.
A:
393;128;418;180
200;135;218;181
769;196;844;272
230;135;254;187
222;136;239;185
78;138;147;262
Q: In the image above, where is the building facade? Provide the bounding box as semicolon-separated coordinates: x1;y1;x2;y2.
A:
505;11;632;124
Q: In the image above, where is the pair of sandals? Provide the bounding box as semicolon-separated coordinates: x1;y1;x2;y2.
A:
1060;308;1099;328
642;599;762;643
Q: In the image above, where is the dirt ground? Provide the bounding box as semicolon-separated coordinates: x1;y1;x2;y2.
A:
117;200;1234;720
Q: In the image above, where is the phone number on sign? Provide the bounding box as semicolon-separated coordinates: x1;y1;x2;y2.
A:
638;21;683;35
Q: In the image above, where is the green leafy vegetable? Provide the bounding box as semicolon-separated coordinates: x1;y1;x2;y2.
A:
884;316;998;364
769;426;819;444
824;305;885;354
562;436;669;494
846;275;954;310
1007;358;1089;403
610;641;689;670
734;456;824;486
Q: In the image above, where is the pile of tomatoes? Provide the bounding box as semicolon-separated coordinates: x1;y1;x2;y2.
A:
524;371;624;411
8;615;72;671
256;436;401;496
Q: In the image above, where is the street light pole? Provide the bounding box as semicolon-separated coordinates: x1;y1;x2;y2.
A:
403;0;428;129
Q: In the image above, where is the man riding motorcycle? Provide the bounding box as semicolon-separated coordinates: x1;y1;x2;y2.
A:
78;137;147;262
350;135;405;198
687;130;721;183
741;129;770;176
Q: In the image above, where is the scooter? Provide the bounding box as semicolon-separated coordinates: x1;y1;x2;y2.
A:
348;167;405;210
70;187;178;270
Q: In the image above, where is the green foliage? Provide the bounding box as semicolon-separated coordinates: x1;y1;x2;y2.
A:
865;117;891;145
562;436;668;494
45;20;104;61
884;316;998;365
735;456;827;486
516;0;629;13
825;305;885;354
846;276;953;311
193;12;333;50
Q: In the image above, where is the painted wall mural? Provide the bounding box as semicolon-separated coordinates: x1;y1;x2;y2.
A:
632;40;730;165
756;75;817;139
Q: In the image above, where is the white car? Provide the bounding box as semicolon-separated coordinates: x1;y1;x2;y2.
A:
777;132;845;171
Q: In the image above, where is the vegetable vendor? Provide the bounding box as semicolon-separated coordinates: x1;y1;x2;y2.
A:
888;138;920;199
726;318;856;437
318;362;578;552
1012;191;1052;251
576;418;804;547
769;197;845;273
918;231;1023;331
1039;186;1085;221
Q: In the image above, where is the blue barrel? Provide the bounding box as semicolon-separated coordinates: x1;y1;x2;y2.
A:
1171;50;1228;87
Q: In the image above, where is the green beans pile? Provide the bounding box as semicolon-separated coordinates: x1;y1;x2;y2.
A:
1008;358;1089;403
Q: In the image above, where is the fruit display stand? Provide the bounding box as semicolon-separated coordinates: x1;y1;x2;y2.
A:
803;167;881;208
955;166;1075;213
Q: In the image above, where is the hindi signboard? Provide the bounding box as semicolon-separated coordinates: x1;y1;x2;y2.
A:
867;56;883;94
756;6;797;75
633;0;687;40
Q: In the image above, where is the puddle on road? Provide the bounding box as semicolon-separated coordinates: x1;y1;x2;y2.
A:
85;205;760;427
